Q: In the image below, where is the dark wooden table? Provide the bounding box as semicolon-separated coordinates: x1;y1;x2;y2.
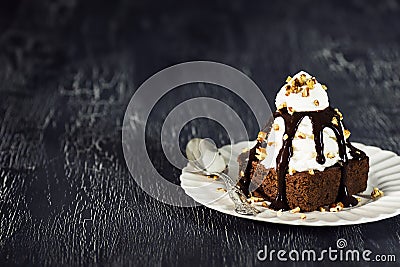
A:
1;0;400;266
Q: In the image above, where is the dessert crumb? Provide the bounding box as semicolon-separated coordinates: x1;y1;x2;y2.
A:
329;202;344;212
290;207;301;213
371;187;384;200
248;196;264;203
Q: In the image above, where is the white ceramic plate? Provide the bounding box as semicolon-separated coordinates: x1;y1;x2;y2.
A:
180;141;400;226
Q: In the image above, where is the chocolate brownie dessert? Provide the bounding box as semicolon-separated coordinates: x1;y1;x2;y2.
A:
237;71;369;212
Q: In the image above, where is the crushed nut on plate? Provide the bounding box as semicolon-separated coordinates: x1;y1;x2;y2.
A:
290;207;301;213
216;187;227;192
248;196;265;203
300;214;307;220
329;202;344;212
371;187;384;199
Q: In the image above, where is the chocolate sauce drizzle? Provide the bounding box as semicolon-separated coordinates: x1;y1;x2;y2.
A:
238;107;366;211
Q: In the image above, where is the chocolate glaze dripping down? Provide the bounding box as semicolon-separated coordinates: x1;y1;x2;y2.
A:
238;107;366;211
237;117;274;196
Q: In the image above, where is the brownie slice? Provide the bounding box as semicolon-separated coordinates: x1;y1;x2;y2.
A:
238;154;369;212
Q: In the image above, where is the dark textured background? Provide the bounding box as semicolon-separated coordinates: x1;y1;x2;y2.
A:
1;0;400;266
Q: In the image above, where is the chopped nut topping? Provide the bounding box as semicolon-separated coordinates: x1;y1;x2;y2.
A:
273;123;280;131
356;197;362;203
306;79;315;89
217;187;227;192
327;152;335;159
292;78;301;87
297;132;306;139
311;152;317;158
255;147;267;161
331;117;338;126
268;141;275;146
371;187;384;199
257;131;267;141
256;147;266;154
314;100;319;106
334;108;343;120
310;134;315;140
344;129;351;140
285;91;290;96
288;168;296;175
319;206;326;212
290;207;301;213
286;76;292;83
283;134;289;140
262;202;269;208
300;74;307;83
302;87;310;97
300;214;307;220
240;170;245;177
321;84;328;90
278;102;287;110
308;169;315;175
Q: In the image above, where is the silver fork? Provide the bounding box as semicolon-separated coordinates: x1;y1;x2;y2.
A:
186;138;260;215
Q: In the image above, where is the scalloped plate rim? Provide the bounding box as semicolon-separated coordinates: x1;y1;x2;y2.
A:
180;141;400;226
